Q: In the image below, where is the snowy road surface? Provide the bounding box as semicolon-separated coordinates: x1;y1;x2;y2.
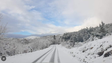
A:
0;45;80;63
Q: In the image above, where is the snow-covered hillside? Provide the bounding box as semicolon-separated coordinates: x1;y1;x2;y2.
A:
68;35;112;63
0;35;54;56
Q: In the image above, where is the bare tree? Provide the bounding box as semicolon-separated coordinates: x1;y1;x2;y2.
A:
0;14;7;39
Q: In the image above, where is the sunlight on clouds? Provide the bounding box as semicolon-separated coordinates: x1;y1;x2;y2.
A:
83;17;101;27
66;17;101;32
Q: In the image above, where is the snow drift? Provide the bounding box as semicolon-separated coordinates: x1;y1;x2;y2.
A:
69;35;112;63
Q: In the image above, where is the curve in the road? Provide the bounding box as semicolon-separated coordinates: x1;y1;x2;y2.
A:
32;46;54;63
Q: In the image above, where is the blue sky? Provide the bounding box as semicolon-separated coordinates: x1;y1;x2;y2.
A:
0;0;112;37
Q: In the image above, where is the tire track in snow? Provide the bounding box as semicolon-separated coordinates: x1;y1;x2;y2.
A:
49;46;56;63
32;46;54;63
40;47;54;63
57;48;60;63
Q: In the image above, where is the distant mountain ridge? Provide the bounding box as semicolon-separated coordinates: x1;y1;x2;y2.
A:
25;36;40;39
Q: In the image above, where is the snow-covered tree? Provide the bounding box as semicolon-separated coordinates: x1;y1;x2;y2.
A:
99;22;107;39
61;22;112;47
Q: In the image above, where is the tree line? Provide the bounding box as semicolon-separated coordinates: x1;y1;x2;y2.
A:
61;22;112;47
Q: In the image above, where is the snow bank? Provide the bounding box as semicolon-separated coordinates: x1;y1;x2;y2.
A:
0;46;53;63
69;35;112;63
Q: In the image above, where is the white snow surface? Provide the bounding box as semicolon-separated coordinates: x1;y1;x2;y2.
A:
69;35;112;63
1;35;112;63
0;45;80;63
0;46;52;63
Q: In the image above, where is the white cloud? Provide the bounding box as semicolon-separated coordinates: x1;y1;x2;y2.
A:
0;0;59;34
0;0;112;35
49;0;112;32
66;17;101;32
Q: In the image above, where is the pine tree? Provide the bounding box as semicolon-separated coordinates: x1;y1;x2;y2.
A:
99;21;106;39
53;35;56;40
52;35;56;44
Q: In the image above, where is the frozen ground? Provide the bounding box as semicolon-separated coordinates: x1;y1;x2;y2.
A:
69;35;112;63
1;35;112;63
0;45;80;63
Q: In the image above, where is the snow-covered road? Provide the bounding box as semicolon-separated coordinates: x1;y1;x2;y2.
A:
33;45;80;63
0;45;80;63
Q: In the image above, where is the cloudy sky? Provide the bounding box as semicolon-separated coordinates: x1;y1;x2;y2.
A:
0;0;112;38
